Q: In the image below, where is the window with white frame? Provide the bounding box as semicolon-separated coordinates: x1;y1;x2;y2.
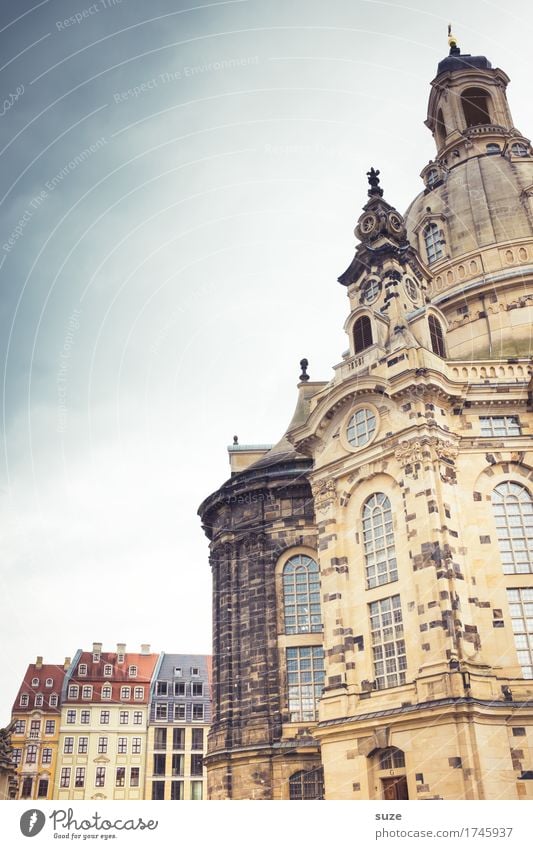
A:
423;222;444;264
49;694;58;707
133;711;143;725
118;737;128;754
130;767;140;787
155;703;167;721
191;667;200;677
78;664;87;676
31;677;39;687
120;687;131;700
68;685;79;699
174;667;182;677
286;646;325;722
66;710;76;724
81;686;93;700
12;748;22;765
80;710;90;724
45;678;53;688
156;682;168;696
369;595;407;690
20;694;29;707
191;682;204;697
101;685;112;700
14;720;25;734
132;737;142;754
41;747;52;765
45;720;55;735
64;737;74;754
492;482;533;574
95;766;106;787
134;687;144;700
35;694;43;707
104;664;113;676
174;704;186;721
97;737;108;754
363;493;398;588
507;588;533;678
119;711;129;724
283;554;322;634
116;767;126;787
26;745;37;764
60;767;71;788
75;767;85;788
128;665;137;678
192;704;204;721
100;711;110;725
78;737;88;754
30;719;40;738
480;416;521;437
174;681;186;697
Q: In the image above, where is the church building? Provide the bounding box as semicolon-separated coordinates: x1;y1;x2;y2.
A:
198;33;533;800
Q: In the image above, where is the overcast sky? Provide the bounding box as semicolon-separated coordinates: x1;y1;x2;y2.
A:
1;0;533;723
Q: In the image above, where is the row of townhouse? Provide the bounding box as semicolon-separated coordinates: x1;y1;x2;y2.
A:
9;645;211;800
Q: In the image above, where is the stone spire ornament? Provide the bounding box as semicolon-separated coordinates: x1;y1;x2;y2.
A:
366;167;383;198
299;358;310;382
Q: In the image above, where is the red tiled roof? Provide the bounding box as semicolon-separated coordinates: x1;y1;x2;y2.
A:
65;652;159;704
12;663;67;714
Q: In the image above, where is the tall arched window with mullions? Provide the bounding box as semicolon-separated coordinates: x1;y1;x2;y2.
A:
492;481;533;574
423;222;444;264
283;554;322;634
362;493;397;588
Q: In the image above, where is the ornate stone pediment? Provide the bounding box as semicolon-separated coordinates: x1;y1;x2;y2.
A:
311;478;337;514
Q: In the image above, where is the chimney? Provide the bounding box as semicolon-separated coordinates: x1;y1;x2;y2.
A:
117;643;126;662
140;644;150;655
64;657;71;671
92;641;102;658
35;656;43;669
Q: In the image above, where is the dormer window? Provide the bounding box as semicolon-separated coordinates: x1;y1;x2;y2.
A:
486;143;501;155
35;694;44;707
511;142;528;157
68;685;79;699
427;168;439;189
423;223;444;264
49;694;58;707
174;667;182;677
31;678;39;687
462;87;491;127
353;316;373;353
104;664;113;676
128;665;137;678
78;664;87;676
20;694;29;707
45;678;53;688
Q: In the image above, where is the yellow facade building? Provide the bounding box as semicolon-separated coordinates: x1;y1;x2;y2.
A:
54;643;159;801
10;657;69;800
199;35;533;800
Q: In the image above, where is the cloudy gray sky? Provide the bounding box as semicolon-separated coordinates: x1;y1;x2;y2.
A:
1;0;533;722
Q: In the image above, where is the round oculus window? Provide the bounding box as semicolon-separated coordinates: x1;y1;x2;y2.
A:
360;213;377;234
388;212;404;233
404;277;418;302
346;408;377;448
361;278;380;305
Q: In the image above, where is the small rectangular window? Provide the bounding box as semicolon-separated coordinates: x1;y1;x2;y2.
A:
133;711;143;725
174;681;186;697
100;710;110;725
66;710;76;724
80;710;90;724
174;704;186;721
45;720;55;735
130;767;140;787
192;704;204;722
155;703;167;721
64;737;74;754
119;711;129;724
60;767;71;788
98;737;108;754
78;736;88;754
41;748;52;765
118;737;128;754
156;681;168;696
479;415;521;437
132;737;142;755
191;682;204;697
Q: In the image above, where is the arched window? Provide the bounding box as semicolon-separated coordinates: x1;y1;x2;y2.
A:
354;315;373;353
289;767;324;800
379;747;406;770
283;555;321;634
486;143;501;155
462;87;491;127
428;315;446;357
423;223;444;264
492;482;533;574
363;493;397;588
